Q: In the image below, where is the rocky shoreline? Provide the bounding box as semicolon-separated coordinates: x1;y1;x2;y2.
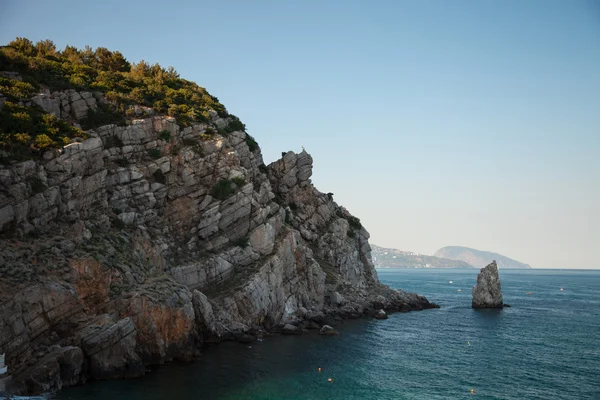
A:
0;88;437;396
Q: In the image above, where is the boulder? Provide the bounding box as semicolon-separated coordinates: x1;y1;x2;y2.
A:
78;317;144;380
373;309;388;320
472;261;504;308
295;307;308;318
282;324;300;335
330;292;346;307
319;325;338;336
234;333;255;344
13;346;84;395
307;311;325;324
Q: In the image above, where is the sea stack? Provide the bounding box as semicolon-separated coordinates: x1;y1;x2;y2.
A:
472;261;504;308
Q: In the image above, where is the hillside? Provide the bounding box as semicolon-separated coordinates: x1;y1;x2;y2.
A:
371;245;473;268
0;39;437;395
434;246;531;269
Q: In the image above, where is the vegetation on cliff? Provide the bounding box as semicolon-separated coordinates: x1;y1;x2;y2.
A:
0;38;245;161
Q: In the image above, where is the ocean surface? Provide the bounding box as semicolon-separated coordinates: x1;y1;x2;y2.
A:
52;268;600;400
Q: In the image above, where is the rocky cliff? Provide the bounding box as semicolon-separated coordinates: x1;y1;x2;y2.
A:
0;85;437;394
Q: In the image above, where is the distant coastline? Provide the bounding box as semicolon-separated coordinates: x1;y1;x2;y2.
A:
434;246;532;269
371;245;473;269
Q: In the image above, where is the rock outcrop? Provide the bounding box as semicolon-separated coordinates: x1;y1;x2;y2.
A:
0;88;438;395
472;261;504;308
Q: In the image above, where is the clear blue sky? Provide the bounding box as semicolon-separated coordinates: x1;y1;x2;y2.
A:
1;0;599;268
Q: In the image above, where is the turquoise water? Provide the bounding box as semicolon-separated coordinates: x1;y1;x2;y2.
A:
54;269;600;400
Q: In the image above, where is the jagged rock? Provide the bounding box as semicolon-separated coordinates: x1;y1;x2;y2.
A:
31;94;61;118
373;309;388;320
472;261;504;309
330;292;346;307
13;346;83;395
295;307;308;318
307;311;326;324
78;317;144;380
319;325;337;335
192;290;217;334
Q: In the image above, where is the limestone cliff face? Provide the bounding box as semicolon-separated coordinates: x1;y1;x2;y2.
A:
0;89;436;395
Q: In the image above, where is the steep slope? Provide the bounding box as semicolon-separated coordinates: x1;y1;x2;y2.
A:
371;245;473;268
434;246;531;269
0;40;437;395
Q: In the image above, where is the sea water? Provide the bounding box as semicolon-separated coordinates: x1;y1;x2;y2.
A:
54;269;600;400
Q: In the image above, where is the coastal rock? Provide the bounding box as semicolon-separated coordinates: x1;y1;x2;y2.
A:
319;325;338;335
12;346;84;395
78;317;144;380
374;309;388;319
472;261;504;308
282;324;300;335
0;87;439;395
329;292;346;307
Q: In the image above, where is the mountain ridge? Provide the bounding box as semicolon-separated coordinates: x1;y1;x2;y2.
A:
371;244;474;268
434;246;532;269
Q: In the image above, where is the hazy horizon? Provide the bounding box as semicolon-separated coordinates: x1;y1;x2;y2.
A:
1;0;598;268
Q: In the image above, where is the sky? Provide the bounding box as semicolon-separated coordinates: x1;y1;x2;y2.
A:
1;0;599;268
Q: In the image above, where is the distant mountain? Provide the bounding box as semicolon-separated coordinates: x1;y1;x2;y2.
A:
434;246;532;269
371;245;474;268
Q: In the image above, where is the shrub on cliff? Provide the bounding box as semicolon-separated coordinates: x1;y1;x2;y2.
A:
210;178;246;200
0;100;85;162
347;215;362;230
0;37;248;161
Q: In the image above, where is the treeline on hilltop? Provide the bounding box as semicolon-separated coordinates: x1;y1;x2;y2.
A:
0;38;245;162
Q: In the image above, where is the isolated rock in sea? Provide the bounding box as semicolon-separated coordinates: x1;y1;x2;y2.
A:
472;261;504;308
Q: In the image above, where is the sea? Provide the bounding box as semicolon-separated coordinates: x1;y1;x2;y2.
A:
44;268;600;399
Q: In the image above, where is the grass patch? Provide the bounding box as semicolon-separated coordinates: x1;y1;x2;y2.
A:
157;129;171;141
182;138;198;146
347;216;362;230
148;148;161;159
27;176;46;194
80;104;126;130
231;176;245;186
231;236;249;248
104;134;123;149
153;169;166;184
210;179;237;200
245;134;258;152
